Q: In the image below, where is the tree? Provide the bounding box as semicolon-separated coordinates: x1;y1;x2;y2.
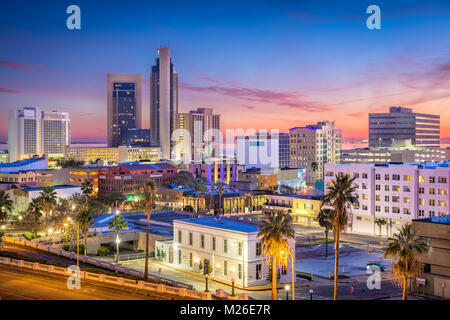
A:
143;180;157;280
81;180;94;206
257;211;295;300
76;209;94;255
26;198;43;237
0;190;13;223
322;174;359;300
375;218;389;236
108;214;128;263
172;171;195;188
383;224;429;300
38;187;58;226
318;207;333;260
216;183;224;215
193;178;207;213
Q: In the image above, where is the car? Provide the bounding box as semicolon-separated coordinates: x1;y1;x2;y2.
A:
366;263;387;271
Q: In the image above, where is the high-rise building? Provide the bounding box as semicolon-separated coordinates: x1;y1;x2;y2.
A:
176;108;221;163
369;106;440;147
236;132;289;170
107;74;142;147
8;107;70;162
150;47;178;159
289;121;341;185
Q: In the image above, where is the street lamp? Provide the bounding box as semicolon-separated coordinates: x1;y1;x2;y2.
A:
285;285;290;300
231;278;236;296
18;216;23;235
309;289;313;300
115;236;121;263
204;274;209;292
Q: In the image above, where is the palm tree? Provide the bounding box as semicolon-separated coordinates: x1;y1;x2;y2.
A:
216;183;224;215
0;190;13;224
193;178;207;214
26;198;43;237
375;218;389;236
318;207;333;260
39;187;58;226
322;174;359;300
257;211;295;300
383;224;429;300
108;214;128;263
76;209;94;255
81;180;94;206
143;180;156;280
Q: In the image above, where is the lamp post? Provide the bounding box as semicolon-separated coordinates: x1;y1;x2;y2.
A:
231;278;236;296
309;289;313;300
115;236;121;263
204;274;209;292
18;216;23;235
76;222;80;268
285;285;290;300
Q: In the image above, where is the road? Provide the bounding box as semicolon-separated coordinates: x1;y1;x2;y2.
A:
0;264;194;300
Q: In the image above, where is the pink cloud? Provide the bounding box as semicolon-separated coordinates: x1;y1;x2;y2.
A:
0;87;23;94
180;82;331;112
241;105;256;110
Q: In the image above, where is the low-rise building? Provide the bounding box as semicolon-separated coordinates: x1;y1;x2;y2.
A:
7;185;82;215
324;161;450;235
238;168;278;191
263;194;322;225
341;146;446;164
65;145;161;164
412;215;450;299
0;170;35;184
189;160;242;185
155;216;295;287
98;162;177;195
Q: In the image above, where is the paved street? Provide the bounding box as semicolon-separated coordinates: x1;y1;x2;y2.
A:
0;264;194;300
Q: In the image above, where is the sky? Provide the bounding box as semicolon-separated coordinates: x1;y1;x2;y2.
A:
0;0;449;143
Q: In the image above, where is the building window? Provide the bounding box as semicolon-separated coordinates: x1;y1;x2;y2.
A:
429;199;435;206
385;196;389;202
419;187;424;194
256;264;262;280
375;184;380;191
224;260;228;275
385;207;390;213
238;264;242;279
238;242;242;256
362;173;368;179
385;185;389;191
429;188;435;195
189;232;193;246
256;242;262;256
376;195;380;201
392;174;400;181
403;175;411;181
178;230;182;243
418;210;424;217
189;252;193;266
224;239;228;253
375;206;380;212
201;235;205;248
392;185;400;192
178;250;182;264
212;237;216;251
384;174;389;181
429;177;435;183
438;177;447;183
375;174;380;180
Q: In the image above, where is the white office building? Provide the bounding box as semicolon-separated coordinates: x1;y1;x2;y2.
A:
324;162;450;236
8;107;70;162
155;216;295;287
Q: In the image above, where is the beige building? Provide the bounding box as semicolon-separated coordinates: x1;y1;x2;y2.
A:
65;146;160;164
412;215;450;299
289;121;341;185
0;170;35;184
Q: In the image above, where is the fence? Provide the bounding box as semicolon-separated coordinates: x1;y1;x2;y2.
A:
1;236;247;300
0;256;213;300
0;236;191;289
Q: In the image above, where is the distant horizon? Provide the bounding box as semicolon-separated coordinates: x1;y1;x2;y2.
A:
1;0;449;143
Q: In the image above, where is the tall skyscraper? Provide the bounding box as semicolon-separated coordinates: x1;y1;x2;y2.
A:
107;74;142;147
150;47;178;159
8;107;70;162
176;108;221;163
289;121;341;185
369;106;440;147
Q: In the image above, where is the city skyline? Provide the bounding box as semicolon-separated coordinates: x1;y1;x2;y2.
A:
0;0;449;144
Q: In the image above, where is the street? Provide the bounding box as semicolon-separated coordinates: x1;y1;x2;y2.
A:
0;264;195;300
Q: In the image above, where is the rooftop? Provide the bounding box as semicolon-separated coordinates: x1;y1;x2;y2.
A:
413;215;450;225
0;157;45;168
175;216;260;233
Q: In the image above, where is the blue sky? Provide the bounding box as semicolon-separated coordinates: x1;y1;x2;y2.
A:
0;0;449;142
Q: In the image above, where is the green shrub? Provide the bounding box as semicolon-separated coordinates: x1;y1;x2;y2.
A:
97;246;107;256
62;244;70;251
